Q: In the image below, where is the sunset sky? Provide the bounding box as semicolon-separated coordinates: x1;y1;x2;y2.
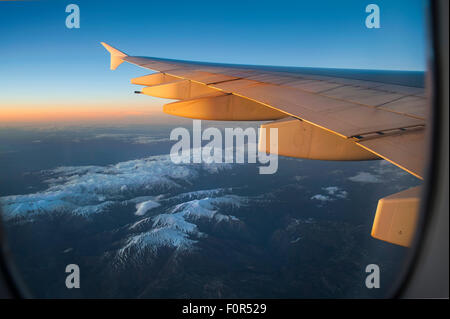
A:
0;0;427;125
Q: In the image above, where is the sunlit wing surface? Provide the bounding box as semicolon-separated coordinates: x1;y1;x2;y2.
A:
101;42;428;247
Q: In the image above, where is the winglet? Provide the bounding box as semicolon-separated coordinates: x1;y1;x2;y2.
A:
100;42;128;70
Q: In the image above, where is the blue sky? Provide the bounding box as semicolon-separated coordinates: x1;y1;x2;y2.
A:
0;0;428;123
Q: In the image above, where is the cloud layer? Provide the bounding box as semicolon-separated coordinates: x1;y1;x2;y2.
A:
311;186;348;203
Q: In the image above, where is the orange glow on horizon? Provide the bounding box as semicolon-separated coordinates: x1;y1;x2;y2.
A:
0;102;169;124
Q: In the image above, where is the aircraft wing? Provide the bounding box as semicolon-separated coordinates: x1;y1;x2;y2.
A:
101;42;428;247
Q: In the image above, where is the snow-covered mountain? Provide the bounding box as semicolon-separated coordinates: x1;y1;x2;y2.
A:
0;154;232;220
0;152;251;269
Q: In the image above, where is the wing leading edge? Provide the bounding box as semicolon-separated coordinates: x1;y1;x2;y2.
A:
101;42;427;247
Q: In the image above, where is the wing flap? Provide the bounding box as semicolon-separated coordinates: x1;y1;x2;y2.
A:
357;129;426;178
